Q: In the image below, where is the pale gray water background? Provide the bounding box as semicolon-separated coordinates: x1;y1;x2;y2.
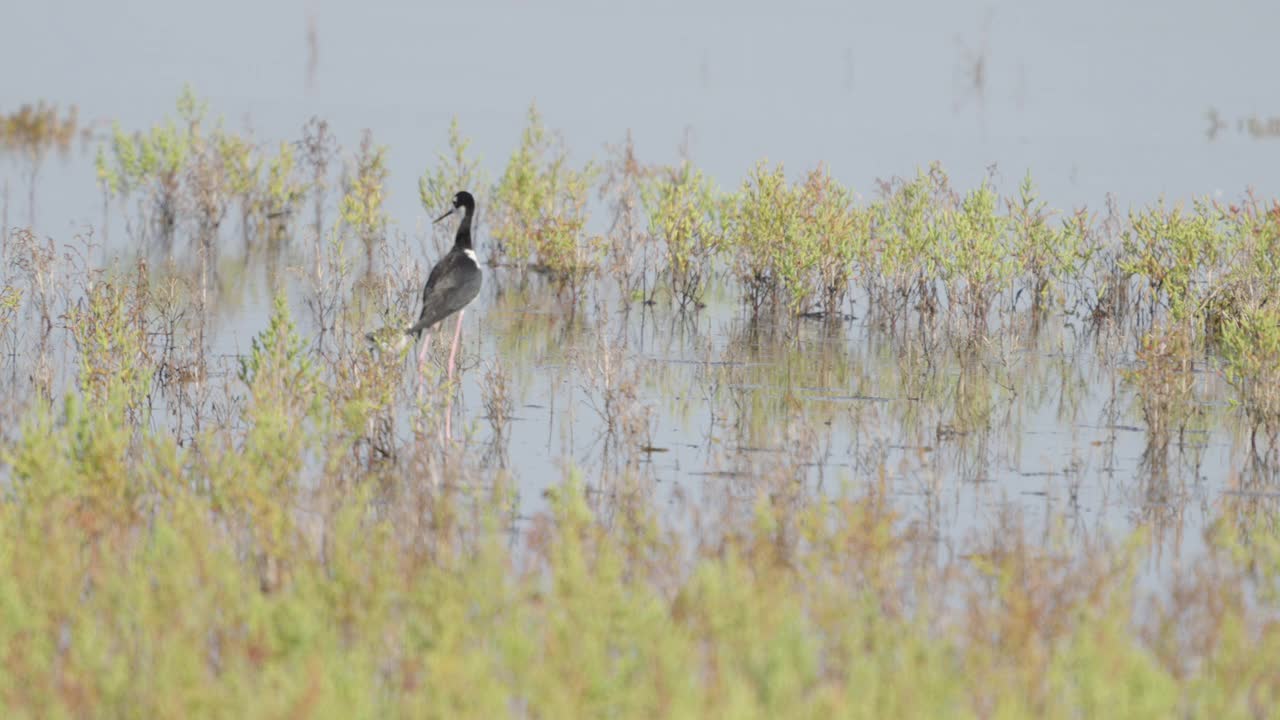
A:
4;0;1280;579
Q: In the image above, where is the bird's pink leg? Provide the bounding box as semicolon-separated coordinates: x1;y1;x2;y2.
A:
443;311;465;441
416;330;433;402
446;311;465;386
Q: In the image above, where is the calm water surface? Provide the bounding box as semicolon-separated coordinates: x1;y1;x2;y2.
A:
4;0;1280;579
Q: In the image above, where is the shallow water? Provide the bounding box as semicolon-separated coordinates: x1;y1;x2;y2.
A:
4;0;1280;582
2;221;1255;584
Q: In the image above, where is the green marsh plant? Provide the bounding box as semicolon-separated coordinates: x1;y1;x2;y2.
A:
1008;172;1093;317
96;88;310;258
865;166;950;328
1200;196;1280;340
65;271;155;421
96;87;203;251
725;163;868;320
490;103;599;294
642;159;721;310
340;130;390;265
724;161;800;318
1222;304;1280;434
1119;199;1225;326
936;177;1016;334
0;102;79;225
1126;322;1201;448
419;117;487;250
260;140;308;247
795;165;867;319
213;130;261;248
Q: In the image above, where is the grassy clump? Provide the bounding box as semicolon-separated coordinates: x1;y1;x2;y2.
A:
723;161;799;316
96;88;199;248
262;140;308;243
936;177;1017;332
0;102;79;164
0;101;79;222
1126;322;1202;444
797;165;868;319
1120;199;1224;323
64;272;153;417
96;87;311;253
1008;171;1092;314
1221;304;1280;431
339;130;390;262
642;159;722;310
864;166;950;325
418;116;488;236
723;162;868;319
490;103;599;291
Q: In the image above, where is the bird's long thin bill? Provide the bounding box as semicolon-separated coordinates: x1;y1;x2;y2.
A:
433;208;456;224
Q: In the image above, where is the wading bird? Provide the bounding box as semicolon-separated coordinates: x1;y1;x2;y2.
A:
368;190;481;387
411;190;482;384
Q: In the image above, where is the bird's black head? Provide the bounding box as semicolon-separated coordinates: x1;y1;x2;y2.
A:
434;190;476;224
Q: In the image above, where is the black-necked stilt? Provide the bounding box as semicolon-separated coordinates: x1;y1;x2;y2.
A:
370;190;482;387
414;190;482;383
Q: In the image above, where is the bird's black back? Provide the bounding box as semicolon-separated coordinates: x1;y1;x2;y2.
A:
408;247;482;336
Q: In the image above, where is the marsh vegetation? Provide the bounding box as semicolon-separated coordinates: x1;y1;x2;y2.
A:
2;89;1280;716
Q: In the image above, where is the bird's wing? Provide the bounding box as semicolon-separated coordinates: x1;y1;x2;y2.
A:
421;254;450;299
407;252;468;335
